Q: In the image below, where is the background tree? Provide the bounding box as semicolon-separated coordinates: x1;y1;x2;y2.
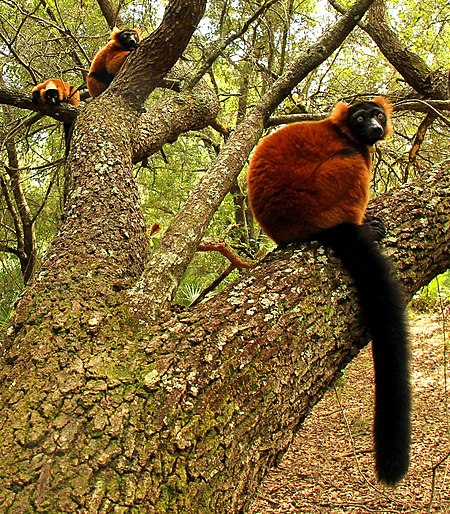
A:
0;0;449;511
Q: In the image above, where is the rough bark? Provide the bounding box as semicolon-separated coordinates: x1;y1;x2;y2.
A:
0;163;449;512
131;76;220;164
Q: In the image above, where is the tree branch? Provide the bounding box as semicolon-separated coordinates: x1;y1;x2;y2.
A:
330;0;448;99
405;113;437;179
268;99;450;127
0;85;78;124
131;74;220;164
95;0;121;29
197;242;254;269
0;175;23;252
365;0;445;98
0;68;36;284
0;77;218;165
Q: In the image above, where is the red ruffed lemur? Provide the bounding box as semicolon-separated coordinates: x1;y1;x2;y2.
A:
32;78;80;157
87;27;141;98
247;97;411;486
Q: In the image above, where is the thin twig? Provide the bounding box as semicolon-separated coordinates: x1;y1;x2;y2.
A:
187;0;281;88
189;263;236;308
198;241;254;269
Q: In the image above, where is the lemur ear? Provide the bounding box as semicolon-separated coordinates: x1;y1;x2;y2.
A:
110;27;121;39
329;101;352;140
328;101;350;124
372;96;394;137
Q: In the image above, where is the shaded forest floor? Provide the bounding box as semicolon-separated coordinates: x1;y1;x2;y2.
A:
249;310;450;513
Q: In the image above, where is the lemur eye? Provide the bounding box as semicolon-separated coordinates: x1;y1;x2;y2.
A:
357;115;364;123
377;112;385;120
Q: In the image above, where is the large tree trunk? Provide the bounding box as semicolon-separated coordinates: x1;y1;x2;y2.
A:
1;164;449;512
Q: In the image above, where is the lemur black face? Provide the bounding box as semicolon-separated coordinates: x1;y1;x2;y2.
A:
45;88;60;105
347;101;387;145
118;30;140;51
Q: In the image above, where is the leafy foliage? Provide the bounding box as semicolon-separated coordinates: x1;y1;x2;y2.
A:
413;271;450;312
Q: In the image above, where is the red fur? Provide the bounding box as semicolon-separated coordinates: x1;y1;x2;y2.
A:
247;97;392;244
32;79;80;106
87;27;141;98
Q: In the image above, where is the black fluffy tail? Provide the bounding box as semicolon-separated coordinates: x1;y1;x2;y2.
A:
317;222;411;485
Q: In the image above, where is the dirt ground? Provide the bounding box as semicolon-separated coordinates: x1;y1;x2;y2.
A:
249;310;450;513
